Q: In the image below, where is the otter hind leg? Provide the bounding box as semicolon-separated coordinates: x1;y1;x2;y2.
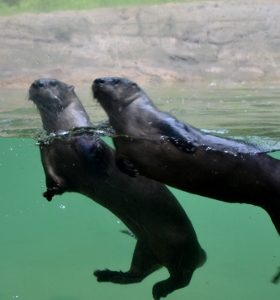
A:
94;240;160;284
152;268;194;300
94;269;142;283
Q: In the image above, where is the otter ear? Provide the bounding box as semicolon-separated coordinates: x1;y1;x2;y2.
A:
68;85;75;92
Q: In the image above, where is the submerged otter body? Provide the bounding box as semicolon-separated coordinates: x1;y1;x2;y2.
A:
29;78;206;300
92;76;280;235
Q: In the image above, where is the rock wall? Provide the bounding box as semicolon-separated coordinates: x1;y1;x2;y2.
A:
1;0;280;88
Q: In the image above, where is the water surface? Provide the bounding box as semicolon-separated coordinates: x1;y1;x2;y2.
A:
1;85;280;142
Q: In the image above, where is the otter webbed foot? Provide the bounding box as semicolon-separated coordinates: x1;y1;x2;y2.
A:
152;270;193;300
43;185;65;201
94;269;142;284
116;156;139;177
153;281;169;300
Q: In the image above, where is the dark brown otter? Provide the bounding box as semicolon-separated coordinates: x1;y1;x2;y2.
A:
29;78;206;300
92;76;280;235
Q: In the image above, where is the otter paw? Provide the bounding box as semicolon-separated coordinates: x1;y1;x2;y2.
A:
43;189;55;201
167;136;196;153
43;186;64;201
152;282;169;300
94;269;124;282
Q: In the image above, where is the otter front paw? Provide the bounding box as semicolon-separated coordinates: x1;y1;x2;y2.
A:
94;269;123;282
163;136;196;153
43;186;64;201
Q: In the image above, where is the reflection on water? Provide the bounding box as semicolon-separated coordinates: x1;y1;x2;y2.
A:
1;86;280;143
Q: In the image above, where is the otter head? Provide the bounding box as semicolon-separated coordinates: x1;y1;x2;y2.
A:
29;78;75;113
29;78;91;133
92;77;142;114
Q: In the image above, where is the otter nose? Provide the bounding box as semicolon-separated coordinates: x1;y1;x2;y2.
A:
94;77;121;86
31;79;48;89
94;78;105;85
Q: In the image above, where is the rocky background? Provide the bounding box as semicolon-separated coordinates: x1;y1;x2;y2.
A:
1;0;280;88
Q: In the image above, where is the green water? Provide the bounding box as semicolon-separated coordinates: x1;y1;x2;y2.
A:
1;84;280;299
0;136;279;300
1;0;280;298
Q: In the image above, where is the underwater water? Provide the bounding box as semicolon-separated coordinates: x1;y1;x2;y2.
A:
0;87;280;300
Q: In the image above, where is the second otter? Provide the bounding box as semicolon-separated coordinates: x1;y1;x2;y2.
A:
29;78;206;300
92;76;280;235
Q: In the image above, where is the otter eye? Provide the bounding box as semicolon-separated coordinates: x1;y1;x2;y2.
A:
50;80;57;87
112;78;121;86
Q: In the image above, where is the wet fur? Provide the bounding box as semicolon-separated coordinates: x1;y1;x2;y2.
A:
29;78;206;300
92;77;280;235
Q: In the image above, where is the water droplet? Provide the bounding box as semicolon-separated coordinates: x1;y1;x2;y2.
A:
59;204;66;209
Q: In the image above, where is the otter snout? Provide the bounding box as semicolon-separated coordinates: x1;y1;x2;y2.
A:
92;77;133;101
29;78;59;102
93;78;105;86
92;78;117;96
29;79;44;101
93;77;121;87
30;79;57;90
31;79;47;89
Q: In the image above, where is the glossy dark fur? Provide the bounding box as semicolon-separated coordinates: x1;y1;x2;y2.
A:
29;79;206;300
92;76;280;235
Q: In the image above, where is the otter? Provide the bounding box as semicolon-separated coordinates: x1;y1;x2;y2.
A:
29;78;206;300
92;76;280;235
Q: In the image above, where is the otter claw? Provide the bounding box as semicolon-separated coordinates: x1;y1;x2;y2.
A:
43;190;53;201
43;186;64;201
